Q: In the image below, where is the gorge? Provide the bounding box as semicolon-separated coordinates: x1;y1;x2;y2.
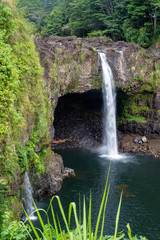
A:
1;1;160;239
0;3;160;219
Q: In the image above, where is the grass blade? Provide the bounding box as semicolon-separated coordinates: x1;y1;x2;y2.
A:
23;208;41;240
126;223;133;240
114;191;123;238
72;202;82;240
55;196;70;233
83;195;87;240
100;184;110;240
79;193;81;226
94;162;111;240
32;201;50;240
57;215;65;240
50;203;60;240
68;202;74;227
87;191;92;240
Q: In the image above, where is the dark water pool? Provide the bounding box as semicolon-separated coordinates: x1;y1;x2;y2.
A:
35;149;160;240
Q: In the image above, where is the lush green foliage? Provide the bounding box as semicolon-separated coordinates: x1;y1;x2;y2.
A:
17;0;58;31
19;0;160;47
0;0;53;230
0;179;8;233
0;0;51;193
117;95;149;123
0;212;30;240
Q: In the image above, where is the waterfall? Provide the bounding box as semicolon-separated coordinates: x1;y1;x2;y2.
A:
99;52;119;157
22;171;36;220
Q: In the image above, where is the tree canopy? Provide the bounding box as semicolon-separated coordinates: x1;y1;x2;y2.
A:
18;0;160;47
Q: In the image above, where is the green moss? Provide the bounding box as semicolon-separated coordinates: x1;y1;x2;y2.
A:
65;77;79;93
8;197;22;221
140;52;153;58
64;55;72;64
79;52;83;64
124;114;147;123
117;91;152;124
75;39;82;45
90;48;97;55
135;77;144;82
55;47;63;54
92;73;102;89
139;68;160;93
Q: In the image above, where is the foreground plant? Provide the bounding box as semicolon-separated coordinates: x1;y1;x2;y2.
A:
8;164;148;240
21;165;148;240
24;165;117;239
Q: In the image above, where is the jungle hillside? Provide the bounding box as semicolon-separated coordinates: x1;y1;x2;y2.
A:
18;0;160;47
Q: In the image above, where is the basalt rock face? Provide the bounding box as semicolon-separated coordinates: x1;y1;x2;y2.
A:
35;36;158;95
35;36;160;154
32;153;75;200
35;36;100;97
105;42;154;94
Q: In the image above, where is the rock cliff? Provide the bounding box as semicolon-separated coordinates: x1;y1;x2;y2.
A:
35;36;160;153
35;36;159;95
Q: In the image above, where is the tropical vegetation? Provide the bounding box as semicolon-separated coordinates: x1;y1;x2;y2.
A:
0;0;158;239
0;0;51;223
18;0;160;47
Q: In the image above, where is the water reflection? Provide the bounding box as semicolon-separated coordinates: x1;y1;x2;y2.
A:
34;149;160;240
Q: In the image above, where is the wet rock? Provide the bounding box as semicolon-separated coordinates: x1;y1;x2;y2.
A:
63;168;75;178
35;36;158;97
118;120;160;137
35;36;160;158
133;137;142;144
133;136;148;144
35;36;160;151
33;153;74;201
149;41;160;58
120;134;160;158
154;91;160;109
53;91;103;149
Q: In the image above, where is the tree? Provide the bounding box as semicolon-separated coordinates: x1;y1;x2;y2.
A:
149;0;160;36
17;0;159;46
43;5;64;36
17;0;58;31
122;0;160;47
69;0;95;36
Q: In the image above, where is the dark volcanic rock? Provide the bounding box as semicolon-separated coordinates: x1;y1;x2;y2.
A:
33;153;75;200
52;91;103;149
118;120;160;137
35;36;157;96
119;134;160;158
154;91;160;109
35;36;160;158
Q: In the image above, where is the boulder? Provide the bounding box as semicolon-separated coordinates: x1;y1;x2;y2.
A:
142;136;148;143
33;153;75;201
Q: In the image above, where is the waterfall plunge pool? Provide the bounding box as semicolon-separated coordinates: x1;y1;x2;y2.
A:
30;53;159;239
33;149;160;240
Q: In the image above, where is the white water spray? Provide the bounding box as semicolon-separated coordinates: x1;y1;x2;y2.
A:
99;52;119;158
22;171;36;220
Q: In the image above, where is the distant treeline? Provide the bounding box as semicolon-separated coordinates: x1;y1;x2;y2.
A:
18;0;160;47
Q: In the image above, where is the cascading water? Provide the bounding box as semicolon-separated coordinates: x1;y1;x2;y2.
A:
22;171;36;220
98;52;119;158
